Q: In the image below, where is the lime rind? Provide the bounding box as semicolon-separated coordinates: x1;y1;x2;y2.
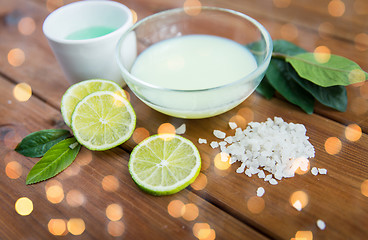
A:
129;134;201;196
61;79;126;127
71;91;136;151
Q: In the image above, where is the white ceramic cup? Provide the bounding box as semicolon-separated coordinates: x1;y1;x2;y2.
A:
43;0;133;86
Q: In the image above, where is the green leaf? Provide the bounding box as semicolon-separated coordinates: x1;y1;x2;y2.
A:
26;137;81;184
15;129;71;157
273;40;307;56
266;58;315;114
286;63;347;112
286;53;368;87
256;77;275;99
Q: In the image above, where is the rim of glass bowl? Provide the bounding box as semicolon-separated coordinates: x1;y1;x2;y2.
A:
116;6;273;93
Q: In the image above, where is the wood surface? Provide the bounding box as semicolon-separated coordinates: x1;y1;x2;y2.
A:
0;0;367;239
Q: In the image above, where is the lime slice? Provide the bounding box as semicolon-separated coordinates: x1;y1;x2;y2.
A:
71;91;136;151
61;79;126;127
129;134;201;195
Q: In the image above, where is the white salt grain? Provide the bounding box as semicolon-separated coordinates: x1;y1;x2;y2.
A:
311;167;318;176
257;187;265;197
318;168;327;175
213;130;226;139
317;219;326;230
176;124;186;134
198;138;207;144
210;141;219;148
258;170;266;179
229;122;237;129
264;174;273;182
269;178;278;185
293;200;302;211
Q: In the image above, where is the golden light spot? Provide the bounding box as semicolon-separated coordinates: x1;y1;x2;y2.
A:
67;218;85;235
295;231;313;240
75;147;93;166
193;223;211;239
182;203;199;221
66;190;85;207
63;164;80;176
324;137;342;155
13;83;32;102
247;196;265;214
294;157;310;175
184;0;202;16
273;0;291;8
328;0;345;17
106;204;123;221
102;175;119;192
350;97;368;115
318;22;334;38
6;161;22;179
361;180;368;197
280;23;299;41
167;200;185;218
229;115;246;130
158;123;176;135
46;184;64;204
191;173;207;190
237;107;254;124
18;17;36;35
46;0;64;12
354;33;368;51
313;46;331;63
289;191;309;210
15;197;33;216
214;152;231;170
8;48;25;67
130;9;138;24
345;124;362;142
349;69;366;85
132;127;150;144
48;219;67;236
107;221;125;237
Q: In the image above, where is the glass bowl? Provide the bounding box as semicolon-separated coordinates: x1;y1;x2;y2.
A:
116;7;272;119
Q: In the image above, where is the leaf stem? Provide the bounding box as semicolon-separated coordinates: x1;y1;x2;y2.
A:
271;52;288;60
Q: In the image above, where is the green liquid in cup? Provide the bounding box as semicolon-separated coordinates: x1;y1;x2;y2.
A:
66;26;116;40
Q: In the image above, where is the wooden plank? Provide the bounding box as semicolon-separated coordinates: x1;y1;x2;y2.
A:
0;76;269;239
120;88;368;239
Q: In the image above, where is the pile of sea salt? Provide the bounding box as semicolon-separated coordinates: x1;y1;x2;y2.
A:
209;117;315;185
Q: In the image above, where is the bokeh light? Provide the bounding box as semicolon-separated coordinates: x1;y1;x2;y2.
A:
214;153;231;170
15;197;33;216
13;83;32;102
158;123;176;135
48;219;67;236
193;223;211;239
6;161;23;179
313;46;331;63
132;127;150;144
102;175;120;192
182;203;199;221
106;204;123;221
350;97;368;115
8;48;25;67
280;23;299;41
354;33;368;51
324;137;342;155
237;107;254;124
247;196;265;214
75;147;93;166
63;164;80;177
294;157;310;175
295;231;313;240
191;173;208;190
344;124;362;142
273;0;291;8
46;0;64;12
107;221;125;237
360;82;368;99
349;69;366;85
130;9;138;24
18;17;36;35
328;0;345;17
46;180;64;204
361;180;368;197
67;218;85;235
229;115;246;130
318;22;334;38
167;199;185;218
66;189;85;207
289;191;309;210
184;0;202;16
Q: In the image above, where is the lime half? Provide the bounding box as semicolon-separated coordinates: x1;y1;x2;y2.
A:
71;91;135;151
129;134;201;195
61;79;126;127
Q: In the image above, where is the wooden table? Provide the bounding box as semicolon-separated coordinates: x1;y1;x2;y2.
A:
1;0;367;239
